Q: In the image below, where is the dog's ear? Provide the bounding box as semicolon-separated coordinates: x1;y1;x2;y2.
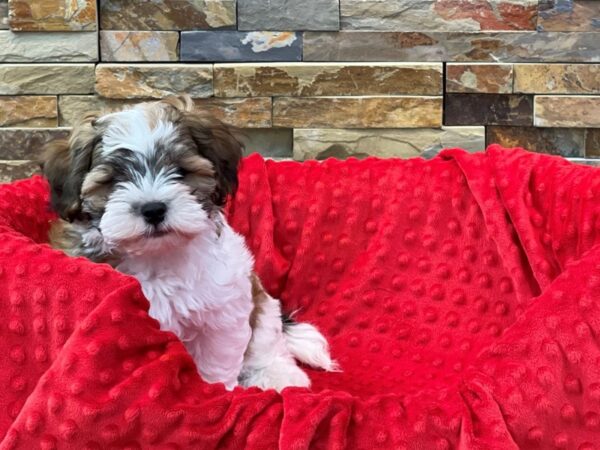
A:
40;137;71;217
41;114;100;221
182;110;244;206
160;94;195;113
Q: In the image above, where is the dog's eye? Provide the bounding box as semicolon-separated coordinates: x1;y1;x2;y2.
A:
176;167;190;177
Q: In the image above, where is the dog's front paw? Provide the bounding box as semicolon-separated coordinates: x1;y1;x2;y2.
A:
240;360;310;392
276;363;311;390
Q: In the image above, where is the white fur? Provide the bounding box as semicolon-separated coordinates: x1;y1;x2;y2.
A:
100;172;209;256
239;293;311;391
283;322;339;372
98;105;177;158
116;217;254;389
115;215;337;391
81;106;336;391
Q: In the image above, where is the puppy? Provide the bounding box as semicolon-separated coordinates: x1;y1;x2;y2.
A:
41;95;336;391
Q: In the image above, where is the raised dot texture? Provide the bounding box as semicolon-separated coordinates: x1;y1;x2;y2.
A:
40;435;57;450
0;151;595;448
59;420;78;441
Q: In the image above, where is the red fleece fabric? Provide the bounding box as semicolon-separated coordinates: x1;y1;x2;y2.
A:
1;145;600;449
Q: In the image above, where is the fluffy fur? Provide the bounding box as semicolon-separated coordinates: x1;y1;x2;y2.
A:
41;95;336;391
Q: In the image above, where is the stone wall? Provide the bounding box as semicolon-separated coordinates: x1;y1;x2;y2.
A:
0;0;599;181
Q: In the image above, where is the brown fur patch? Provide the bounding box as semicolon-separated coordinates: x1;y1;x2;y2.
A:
49;219;117;265
160;95;195;114
181;109;243;206
81;164;113;195
41;112;101;221
40;138;71;208
138;95;194;129
48;219;78;254
250;273;269;331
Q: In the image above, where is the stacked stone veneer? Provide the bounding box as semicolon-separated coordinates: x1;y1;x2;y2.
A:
0;0;599;181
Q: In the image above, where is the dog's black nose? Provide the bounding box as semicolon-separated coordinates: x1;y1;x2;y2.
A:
141;201;167;225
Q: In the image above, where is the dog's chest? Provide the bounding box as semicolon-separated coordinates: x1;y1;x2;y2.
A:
117;225;255;339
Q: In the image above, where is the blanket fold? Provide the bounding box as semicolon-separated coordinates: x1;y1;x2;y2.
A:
1;146;599;449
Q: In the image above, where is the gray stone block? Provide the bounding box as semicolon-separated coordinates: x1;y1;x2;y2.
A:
341;0;536;32
0;31;98;62
181;31;302;62
238;0;339;31
99;0;236;31
242;129;293;158
303;31;600;63
0;1;8;30
293;127;485;160
0;64;95;95
0;128;70;160
0;160;40;182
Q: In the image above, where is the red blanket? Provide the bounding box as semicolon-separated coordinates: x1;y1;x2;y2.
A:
1;145;600;449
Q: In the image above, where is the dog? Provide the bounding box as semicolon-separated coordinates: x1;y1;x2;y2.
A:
41;95;336;391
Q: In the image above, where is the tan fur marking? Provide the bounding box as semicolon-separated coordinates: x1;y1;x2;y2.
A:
180;154;214;177
160;95;194;113
40;138;70;174
49;219;117;266
250;273;269;331
81;165;113;196
69;113;99;153
48;220;77;254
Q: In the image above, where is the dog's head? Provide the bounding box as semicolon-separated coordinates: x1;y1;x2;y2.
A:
41;95;243;256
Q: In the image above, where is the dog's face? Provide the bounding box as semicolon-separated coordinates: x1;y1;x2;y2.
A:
42;96;243;256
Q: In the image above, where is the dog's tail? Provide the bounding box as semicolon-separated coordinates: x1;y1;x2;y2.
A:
282;314;339;372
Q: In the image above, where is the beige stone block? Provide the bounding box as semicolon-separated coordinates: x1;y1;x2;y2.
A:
446;63;513;93
214;63;442;97
194;98;271;128
95;64;213;99
293;127;484;160
8;0;96;31
0;96;57;127
0;31;97;62
58;95;136;126
0;64;94;94
273;96;442;128
0;160;40;182
100;31;179;62
60;96;271;128
514;64;600;94
535;96;600;128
